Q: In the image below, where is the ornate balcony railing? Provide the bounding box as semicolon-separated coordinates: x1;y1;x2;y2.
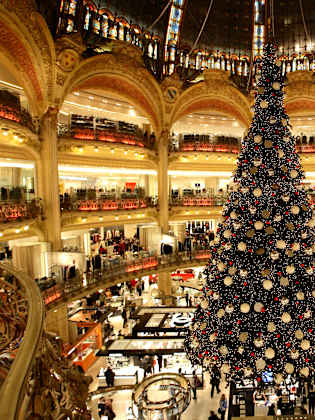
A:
42;250;210;307
58;115;156;150
0;90;36;133
170;194;227;207
0;263;92;419
60;195;158;212
0;199;43;223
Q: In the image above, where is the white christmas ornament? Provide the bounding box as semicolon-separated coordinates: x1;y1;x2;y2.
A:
254;338;264;348
271;250;280;260
210;333;217;342
225;304;234;314
240;269;248;278
291;349;299;359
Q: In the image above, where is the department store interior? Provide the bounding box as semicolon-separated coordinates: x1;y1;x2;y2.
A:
0;1;314;420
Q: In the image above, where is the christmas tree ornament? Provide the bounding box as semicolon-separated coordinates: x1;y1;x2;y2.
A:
272;82;280;90
185;43;315;384
260;100;268;108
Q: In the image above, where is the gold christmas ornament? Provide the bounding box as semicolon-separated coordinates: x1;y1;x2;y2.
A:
268;169;275;176
240;303;250;313
278;149;284;158
290;349;299;359
244;367;253;377
241;187;249;194
256;358;266;370
223;230;232;238
284;136;290;143
249;206;257;214
300;367;309;377
281;297;289;306
272;81;281;90
291;242;300;251
267;322;276;332
274;373;284;384
210;333;217;342
217;309;225;318
256;248;265;255
253;188;262;197
274;214;282;222
280;277;289;286
254;159;262;167
265;226;275;235
254;302;264;312
230;211;238;219
286;265;295;274
285;363;294;374
312;290;315;298
275;60;282;67
286;222;294;231
262;210;271;218
301;340;310;350
240;269;248;278
239;332;248;342
254;135;262;144
281;312;291;323
217;262;226;272
219;346;228;355
263;280;273;290
254;221;264;230
238;346;245;354
254;338;264;348
250;167;258;174
225;304;234;313
246;229;255;238
296;291;305;300
270;250;280;260
237;242;247;252
260;100;268;109
306;267;313;275
304;310;311;319
224;276;233;286
264;140;273;148
281;194;290;202
295;329;304;340
290;170;298;178
233;222;242;230
270;117;277;124
276;240;286;249
261;268;271;276
200;299;209;310
229;266;237;275
265;348;275;359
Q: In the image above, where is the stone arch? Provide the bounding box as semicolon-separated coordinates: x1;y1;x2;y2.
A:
60;48;164;134
170;70;252;129
0;2;56;116
285;72;315;116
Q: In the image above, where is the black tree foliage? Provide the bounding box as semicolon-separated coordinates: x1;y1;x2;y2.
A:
185;43;315;384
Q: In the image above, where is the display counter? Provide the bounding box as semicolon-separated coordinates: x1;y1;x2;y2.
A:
67;323;102;372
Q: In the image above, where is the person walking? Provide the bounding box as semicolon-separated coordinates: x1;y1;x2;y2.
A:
105;366;115;387
208;411;220;420
210;367;221;398
192;371;199;400
218;394;227;420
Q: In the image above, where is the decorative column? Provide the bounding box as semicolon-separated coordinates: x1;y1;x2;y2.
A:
39;107;62;251
158;129;169;233
158;271;174;305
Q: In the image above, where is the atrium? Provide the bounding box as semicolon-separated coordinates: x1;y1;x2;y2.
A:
0;1;314;419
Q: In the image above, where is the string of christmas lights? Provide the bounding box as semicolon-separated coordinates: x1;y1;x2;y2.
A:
184;42;315;384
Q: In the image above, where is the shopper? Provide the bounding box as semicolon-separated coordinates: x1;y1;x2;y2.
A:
210;366;221;398
309;388;315;415
267;404;276;416
208;411;220;420
218;394;227;420
103;404;116;420
192;371;199;400
105;366;115;387
98;397;106;418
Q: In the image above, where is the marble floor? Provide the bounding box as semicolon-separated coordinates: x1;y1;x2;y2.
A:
87;358;228;420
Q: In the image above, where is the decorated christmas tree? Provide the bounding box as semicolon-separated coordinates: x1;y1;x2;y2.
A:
185;43;315;384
